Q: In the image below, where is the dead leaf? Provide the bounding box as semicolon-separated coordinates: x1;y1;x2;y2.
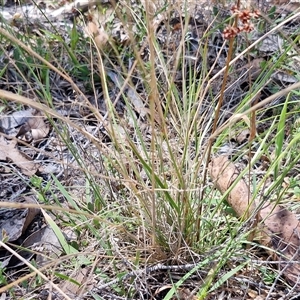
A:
258;202;300;286
276;2;300;14
16;110;49;140
0;109;33;136
0;135;39;175
272;70;298;84
155;285;197;300
237;58;265;81
140;0;156;16
58;267;94;297
85;21;108;50
248;289;258;298
22;226;63;267
0;109;49;140
127;87;148;118
107;70;148;117
231;129;251;144
0;196;39;243
258;35;284;53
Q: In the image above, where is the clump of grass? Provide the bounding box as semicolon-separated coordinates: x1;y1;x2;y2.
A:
1;0;300;298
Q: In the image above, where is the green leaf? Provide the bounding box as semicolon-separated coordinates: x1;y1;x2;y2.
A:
208;261;249;292
71;21;79;51
274;93;289;179
42;209;78;255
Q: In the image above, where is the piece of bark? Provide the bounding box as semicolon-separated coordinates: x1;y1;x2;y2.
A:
209;156;300;289
208;156;255;219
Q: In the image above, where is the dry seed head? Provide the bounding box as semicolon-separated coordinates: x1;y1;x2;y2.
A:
223;6;260;39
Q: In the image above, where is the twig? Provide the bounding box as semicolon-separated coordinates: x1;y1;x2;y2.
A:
89;261;208;293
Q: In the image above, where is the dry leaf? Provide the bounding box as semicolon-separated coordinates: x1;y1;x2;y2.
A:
86;21;108;49
237;58;265;81
276;2;300;15
127;87;148;118
155;285;197;300
230;129;251;144
258;202;300;286
272;71;298;84
257;34;283;53
0;109;33;136
58;267;94;297
0;109;49;140
0;135;39;176
22;226;63;267
107;70;148;117
140;0;156;16
0;196;39;243
16;110;49;140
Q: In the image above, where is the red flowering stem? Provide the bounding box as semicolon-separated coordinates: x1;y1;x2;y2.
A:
197;1;242;241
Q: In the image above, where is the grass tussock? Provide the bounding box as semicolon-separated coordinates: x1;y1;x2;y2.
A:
0;0;300;298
